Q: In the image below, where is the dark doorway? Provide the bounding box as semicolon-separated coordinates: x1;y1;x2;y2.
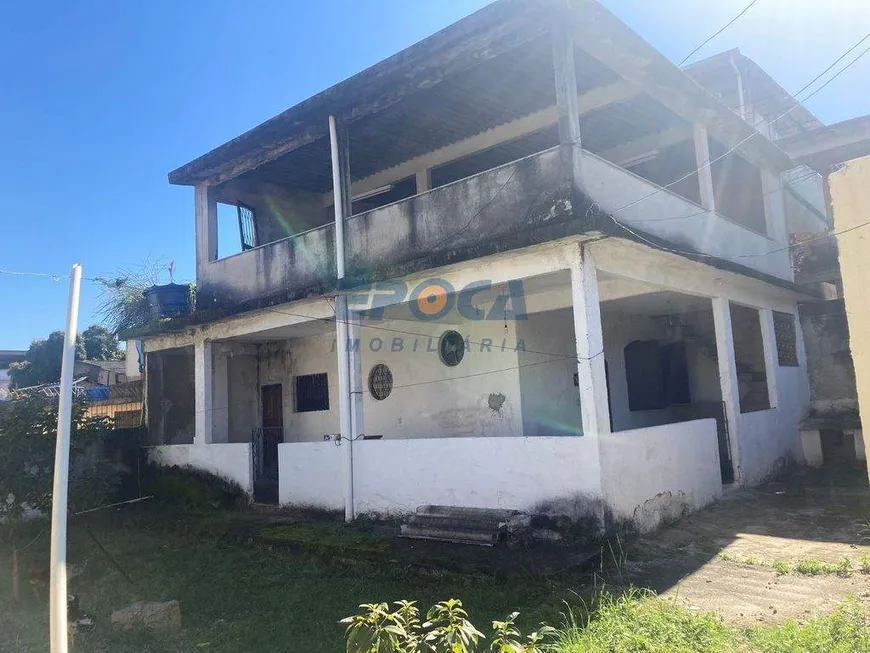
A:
254;384;283;503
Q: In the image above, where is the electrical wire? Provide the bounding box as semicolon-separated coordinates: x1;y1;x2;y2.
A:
678;0;760;66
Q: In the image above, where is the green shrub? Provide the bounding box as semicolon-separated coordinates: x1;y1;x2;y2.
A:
341;599;554;653
141;463;248;512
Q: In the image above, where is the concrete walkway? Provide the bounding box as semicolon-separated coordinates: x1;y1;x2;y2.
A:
624;465;870;625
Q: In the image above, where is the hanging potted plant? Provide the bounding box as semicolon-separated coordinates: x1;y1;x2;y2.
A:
143;261;190;319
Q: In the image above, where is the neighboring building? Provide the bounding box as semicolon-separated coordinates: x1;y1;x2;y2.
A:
136;0;823;529
74;359;129;386
0;350;26;400
72;359;143;429
776;116;870;475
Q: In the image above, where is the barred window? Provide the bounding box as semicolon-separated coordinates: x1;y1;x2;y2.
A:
294;373;329;412
773;311;799;367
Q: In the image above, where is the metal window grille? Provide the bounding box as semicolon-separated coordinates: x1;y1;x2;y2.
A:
295;373;329;412
237;202;258;251
773;311;799;367
368;364;393;400
438;330;465;367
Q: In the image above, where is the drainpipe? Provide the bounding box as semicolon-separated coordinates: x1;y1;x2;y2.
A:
329;115;354;522
730;52;748;123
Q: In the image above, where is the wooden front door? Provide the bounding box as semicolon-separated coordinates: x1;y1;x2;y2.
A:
254;384;283;503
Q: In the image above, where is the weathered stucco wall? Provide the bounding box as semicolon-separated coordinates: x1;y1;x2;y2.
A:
829;155;870;469
145;349;195;445
799;300;857;412
581;150;792;280
516;308;582;437
600;419;722;532
278;435;602;515
600;309;721;432
147;443;253;495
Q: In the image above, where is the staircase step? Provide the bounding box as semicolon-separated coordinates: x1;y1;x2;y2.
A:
416;505;517;521
400;524;500;546
407;514;506;533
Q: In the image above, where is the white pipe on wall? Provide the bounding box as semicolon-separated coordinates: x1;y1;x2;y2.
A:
328;114;354;521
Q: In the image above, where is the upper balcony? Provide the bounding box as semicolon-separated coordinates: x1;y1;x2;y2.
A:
172;0;797;314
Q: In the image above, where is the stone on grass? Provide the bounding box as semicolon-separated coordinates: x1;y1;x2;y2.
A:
111;600;181;631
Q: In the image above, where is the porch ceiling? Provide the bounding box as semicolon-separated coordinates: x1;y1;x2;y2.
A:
600;290;712;316
222;318;335;343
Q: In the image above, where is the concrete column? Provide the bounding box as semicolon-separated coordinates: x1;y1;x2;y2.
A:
694;125;716;212
415;170;431;194
551;24;581;146
194;184;218;270
758;308;780;409
800;429;824;467
194;338;214;445
712;297;741;483
569;248;610;437
348;312;364;442
212;348;230;443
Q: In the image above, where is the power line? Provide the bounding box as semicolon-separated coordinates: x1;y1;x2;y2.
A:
679;0;760;66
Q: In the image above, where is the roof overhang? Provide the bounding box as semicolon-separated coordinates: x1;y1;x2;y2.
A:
776;115;870;170
168;0;794;188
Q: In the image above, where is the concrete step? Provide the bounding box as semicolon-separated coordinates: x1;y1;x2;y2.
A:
400;523;500;546
400;505;518;546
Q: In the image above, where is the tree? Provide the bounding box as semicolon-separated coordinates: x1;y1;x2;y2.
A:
80;324;124;361
8;332;84;389
0;396;118;600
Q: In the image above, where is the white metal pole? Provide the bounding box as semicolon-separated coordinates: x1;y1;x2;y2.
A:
49;263;82;653
329;115;354;521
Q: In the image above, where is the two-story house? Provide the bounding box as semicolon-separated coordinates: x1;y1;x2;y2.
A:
138;0;821;531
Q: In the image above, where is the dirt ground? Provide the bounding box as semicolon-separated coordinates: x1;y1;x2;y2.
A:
624;464;870;625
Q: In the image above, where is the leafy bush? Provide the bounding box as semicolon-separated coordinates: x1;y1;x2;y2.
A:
0;395;121;599
341;599;554;653
141;463;248;512
0;395;120;528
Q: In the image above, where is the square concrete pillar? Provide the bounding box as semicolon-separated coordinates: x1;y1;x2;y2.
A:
800;429;824;467
569;248;610;438
194;338;214;445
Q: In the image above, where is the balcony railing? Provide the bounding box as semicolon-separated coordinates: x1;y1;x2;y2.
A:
197;145;792;310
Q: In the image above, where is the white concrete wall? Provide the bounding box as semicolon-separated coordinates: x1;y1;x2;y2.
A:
147;443;253;495
582;150;792;280
601;309;721;432
516;308;583;436
359;313;524;440
600;419;722;532
278;436;602;515
736;343;810;484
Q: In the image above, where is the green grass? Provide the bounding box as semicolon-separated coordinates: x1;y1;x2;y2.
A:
552;590;738;653
2;510;868;653
0;509;568;653
552;592;870;653
718;554;857;577
747;599;870;653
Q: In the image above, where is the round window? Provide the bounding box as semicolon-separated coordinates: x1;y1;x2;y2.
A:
438;330;466;367
368;363;393;400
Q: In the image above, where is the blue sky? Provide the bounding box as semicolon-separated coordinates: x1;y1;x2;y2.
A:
1;0;868;350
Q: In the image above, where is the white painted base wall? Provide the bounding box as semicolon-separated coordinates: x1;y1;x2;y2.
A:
600;419;722;532
280;419;721;532
147;444;254;495
278;436;602;515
